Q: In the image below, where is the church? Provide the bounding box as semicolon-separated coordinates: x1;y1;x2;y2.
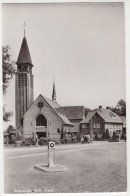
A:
15;34;85;140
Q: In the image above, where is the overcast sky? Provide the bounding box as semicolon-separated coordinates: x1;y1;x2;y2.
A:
2;3;126;129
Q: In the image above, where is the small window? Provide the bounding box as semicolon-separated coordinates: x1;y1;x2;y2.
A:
97;124;100;128
57;128;60;134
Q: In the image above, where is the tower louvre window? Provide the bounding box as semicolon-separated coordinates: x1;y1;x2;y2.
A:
30;75;33;87
18;74;27;88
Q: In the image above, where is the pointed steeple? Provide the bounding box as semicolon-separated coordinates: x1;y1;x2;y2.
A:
17;37;33;66
52;77;56;102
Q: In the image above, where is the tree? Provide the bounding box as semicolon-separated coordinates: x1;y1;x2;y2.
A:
2;45;16;122
110;99;126;116
3;45;16;95
4;125;16;144
116;99;126;116
3;105;13;122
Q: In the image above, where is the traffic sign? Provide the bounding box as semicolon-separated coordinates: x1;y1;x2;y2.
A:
49;142;55;149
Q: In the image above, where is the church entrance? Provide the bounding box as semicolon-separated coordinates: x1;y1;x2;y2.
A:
36;132;46;139
35;114;47;139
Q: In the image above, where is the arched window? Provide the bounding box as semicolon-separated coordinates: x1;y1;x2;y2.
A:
36;114;47;126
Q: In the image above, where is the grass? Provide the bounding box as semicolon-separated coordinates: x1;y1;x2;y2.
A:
4;142;127;193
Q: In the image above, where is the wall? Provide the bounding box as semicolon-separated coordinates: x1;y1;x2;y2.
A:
80;113;105;138
105;123;123;137
91;113;105;135
23;96;63;139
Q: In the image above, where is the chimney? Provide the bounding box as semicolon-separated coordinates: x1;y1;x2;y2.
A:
99;105;102;109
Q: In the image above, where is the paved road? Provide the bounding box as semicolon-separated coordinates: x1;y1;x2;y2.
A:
4;141;126;159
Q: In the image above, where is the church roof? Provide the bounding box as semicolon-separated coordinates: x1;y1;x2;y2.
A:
17;37;33;66
42;96;73;125
58;113;73;126
55;106;84;120
43;96;60;108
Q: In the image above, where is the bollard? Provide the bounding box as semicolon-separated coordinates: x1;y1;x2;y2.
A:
48;142;55;167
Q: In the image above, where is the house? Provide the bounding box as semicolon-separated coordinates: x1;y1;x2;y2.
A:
120;116;126;135
80;106;123;139
55;106;85;139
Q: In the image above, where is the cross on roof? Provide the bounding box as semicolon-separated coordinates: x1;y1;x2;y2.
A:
53;76;55;83
23;22;26;37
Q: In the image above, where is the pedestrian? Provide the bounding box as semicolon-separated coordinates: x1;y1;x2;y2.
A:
91;134;93;143
119;132;121;142
81;137;84;144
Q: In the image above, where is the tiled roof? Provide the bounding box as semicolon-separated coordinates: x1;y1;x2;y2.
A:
120;116;126;127
42;95;73;126
120;116;126;123
55;106;84;120
58;113;73;126
80;111;96;123
97;109;123;123
43;96;60;108
17;37;33;66
80;108;123;124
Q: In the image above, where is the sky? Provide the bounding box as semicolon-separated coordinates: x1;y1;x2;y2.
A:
2;3;126;129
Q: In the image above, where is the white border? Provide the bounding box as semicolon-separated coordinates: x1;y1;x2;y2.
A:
0;1;130;196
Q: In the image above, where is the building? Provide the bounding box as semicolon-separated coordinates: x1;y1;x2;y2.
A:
55;106;85;139
80;106;123;139
15;34;84;140
120;116;126;135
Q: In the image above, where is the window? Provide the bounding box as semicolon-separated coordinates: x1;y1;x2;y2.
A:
94;124;100;128
82;124;89;128
57;128;60;134
97;124;100;128
37;101;44;109
82;124;85;128
36;114;47;126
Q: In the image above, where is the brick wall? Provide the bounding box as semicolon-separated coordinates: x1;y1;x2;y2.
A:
23;96;63;139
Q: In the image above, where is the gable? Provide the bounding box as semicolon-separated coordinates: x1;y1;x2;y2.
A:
24;94;73;125
80;111;96;124
92;112;105;123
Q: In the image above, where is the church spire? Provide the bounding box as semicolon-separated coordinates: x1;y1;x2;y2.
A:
52;77;56;102
17;36;33;66
17;22;33;66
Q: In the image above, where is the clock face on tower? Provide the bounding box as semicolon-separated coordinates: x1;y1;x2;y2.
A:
21;66;26;72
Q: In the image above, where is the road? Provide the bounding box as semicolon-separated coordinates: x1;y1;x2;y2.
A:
4;141;125;158
4;141;127;193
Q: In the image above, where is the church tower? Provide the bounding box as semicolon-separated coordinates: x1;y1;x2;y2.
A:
52;78;56;102
15;34;34;129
